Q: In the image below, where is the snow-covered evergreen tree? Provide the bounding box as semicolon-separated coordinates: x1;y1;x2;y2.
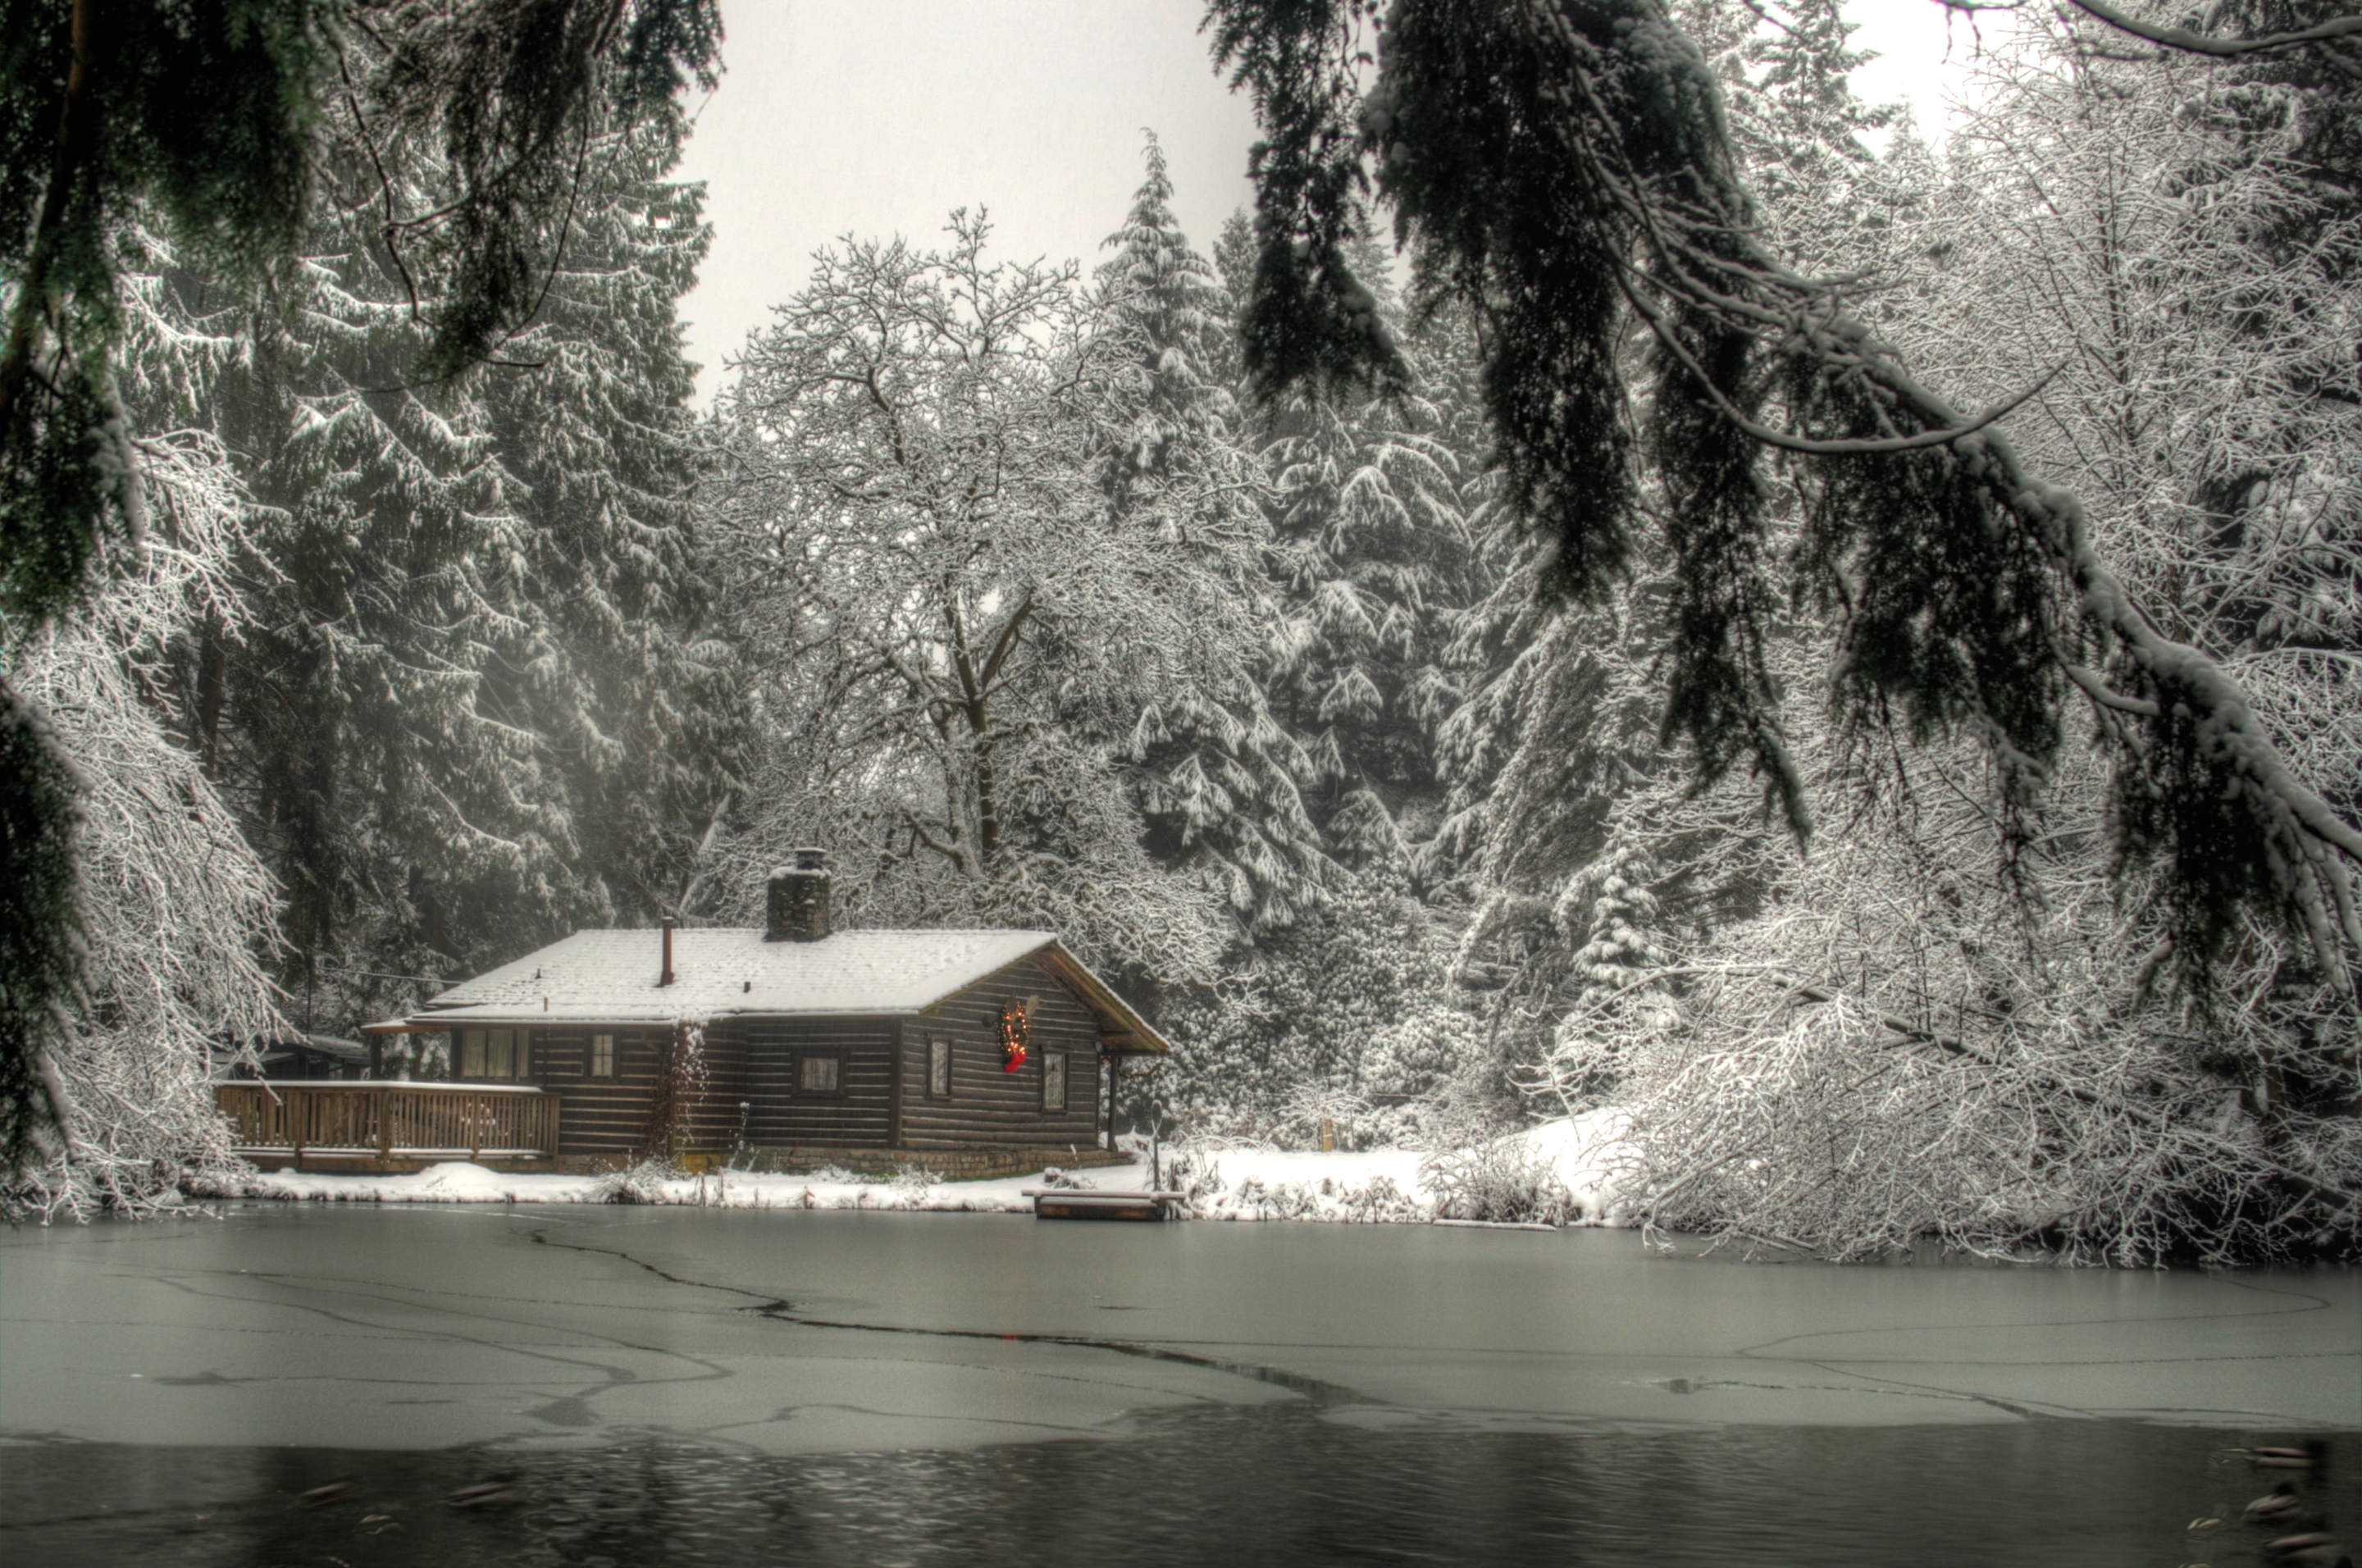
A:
472;147;741;930
1088;137;1333;935
174;100;733;1032
1244;229;1497;872
1674;0;1901;272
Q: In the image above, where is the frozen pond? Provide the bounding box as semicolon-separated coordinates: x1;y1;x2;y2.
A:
4;1204;2355;1565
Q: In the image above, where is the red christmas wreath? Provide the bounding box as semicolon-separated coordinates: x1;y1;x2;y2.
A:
998;998;1030;1073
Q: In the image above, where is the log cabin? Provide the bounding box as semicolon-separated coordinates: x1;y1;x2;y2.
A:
356;850;1167;1175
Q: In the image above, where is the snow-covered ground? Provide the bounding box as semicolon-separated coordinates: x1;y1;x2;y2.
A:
220;1109;1635;1224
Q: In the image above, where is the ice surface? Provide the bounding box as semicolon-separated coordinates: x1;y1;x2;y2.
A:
3;1200;2351;1461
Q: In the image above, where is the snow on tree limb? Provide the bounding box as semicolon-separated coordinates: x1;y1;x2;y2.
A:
1208;0;2362;995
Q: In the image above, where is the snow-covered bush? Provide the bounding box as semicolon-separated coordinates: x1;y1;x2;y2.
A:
1148;1146;1232;1211
590;1158;690;1205
890;1165;944;1203
1558;718;2360;1265
1334;1174;1425;1224
1421;1136;1577;1226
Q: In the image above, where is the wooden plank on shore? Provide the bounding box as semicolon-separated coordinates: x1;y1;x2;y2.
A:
1027;1187;1183;1221
1033;1194;1169;1221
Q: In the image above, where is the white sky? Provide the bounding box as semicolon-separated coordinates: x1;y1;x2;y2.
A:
673;2;1981;405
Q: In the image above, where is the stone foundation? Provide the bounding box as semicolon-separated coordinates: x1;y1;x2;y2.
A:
550;1146;1135;1182
728;1145;1135;1183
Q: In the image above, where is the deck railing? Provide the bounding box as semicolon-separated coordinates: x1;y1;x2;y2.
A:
215;1082;559;1161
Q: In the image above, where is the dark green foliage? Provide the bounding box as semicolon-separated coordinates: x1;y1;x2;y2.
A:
1652;298;1799;834
373;0;722;378
1206;0;2362;991
0;0;326;626
0;358;123;622
0;681;78;1169
1798;389;2064;789
1206;0;1409;403
1368;0;1671;604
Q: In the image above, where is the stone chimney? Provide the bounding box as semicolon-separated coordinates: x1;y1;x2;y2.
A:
765;848;832;942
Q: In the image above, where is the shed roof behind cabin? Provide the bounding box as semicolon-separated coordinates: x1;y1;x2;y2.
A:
376;927;1168;1051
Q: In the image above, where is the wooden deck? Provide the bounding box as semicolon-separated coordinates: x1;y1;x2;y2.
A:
216;1082;559;1173
1022;1187;1184;1221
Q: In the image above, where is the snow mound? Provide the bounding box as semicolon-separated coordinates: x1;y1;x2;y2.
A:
1506;1108;1637;1224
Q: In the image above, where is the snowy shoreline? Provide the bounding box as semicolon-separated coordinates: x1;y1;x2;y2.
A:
207;1111;1634;1227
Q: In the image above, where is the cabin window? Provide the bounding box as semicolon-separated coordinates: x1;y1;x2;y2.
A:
1041;1052;1066;1112
796;1051;843;1096
457;1028;525;1081
590;1033;615;1078
927;1035;951;1099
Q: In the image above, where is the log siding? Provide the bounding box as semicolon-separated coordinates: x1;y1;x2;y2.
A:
529;1027;668;1158
742;1017;898;1147
896;955;1106;1152
462;950;1138;1158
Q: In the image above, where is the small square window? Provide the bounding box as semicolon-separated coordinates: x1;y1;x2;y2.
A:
799;1053;841;1095
1041;1052;1066;1113
928;1036;951;1098
590;1033;615;1078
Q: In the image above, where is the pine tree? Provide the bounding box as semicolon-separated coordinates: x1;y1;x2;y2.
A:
1088;136;1333;935
472;148;741;931
1676;0;1899;271
1253;232;1497;871
175;110;733;1032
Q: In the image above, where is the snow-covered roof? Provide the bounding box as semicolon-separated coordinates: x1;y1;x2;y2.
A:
374;927;1168;1051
